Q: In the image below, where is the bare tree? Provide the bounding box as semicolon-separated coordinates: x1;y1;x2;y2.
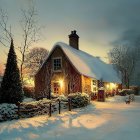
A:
109;45;137;88
0;5;42;84
24;47;49;77
0;9;12;46
18;6;41;83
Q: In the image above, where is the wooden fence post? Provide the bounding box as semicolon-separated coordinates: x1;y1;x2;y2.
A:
58;99;61;114
68;98;71;111
49;102;52;117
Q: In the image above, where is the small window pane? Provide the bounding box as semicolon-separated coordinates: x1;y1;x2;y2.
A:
53;58;62;71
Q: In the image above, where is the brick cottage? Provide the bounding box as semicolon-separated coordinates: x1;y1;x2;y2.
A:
35;31;121;99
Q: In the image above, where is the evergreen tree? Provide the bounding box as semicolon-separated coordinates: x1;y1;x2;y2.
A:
0;39;23;103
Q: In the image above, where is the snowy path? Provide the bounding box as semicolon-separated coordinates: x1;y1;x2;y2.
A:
0;96;140;140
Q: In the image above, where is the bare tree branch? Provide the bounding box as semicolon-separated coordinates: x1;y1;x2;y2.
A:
24;47;49;77
109;44;137;88
0;9;13;47
17;5;42;84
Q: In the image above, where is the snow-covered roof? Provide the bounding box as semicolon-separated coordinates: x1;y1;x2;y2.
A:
38;42;121;83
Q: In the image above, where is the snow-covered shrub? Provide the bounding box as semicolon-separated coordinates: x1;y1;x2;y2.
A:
51;93;59;99
0;103;18;122
58;94;68;101
23;97;35;103
68;92;90;108
119;89;135;96
20;98;57;118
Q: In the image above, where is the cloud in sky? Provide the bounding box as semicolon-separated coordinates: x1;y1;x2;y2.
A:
0;0;140;63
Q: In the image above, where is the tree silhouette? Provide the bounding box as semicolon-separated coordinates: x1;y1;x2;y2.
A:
0;39;23;103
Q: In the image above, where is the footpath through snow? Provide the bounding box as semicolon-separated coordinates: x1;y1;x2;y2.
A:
0;96;140;140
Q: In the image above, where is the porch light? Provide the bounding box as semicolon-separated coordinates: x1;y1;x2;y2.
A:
59;79;64;88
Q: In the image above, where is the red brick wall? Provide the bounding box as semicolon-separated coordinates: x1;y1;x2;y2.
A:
82;75;92;94
35;59;52;98
35;46;82;98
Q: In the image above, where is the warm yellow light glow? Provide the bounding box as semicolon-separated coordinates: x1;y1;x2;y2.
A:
23;77;34;87
105;83;117;91
110;83;117;89
59;79;63;88
106;84;110;89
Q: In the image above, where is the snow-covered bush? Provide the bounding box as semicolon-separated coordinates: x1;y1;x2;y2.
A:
20;98;57;118
68;92;90;108
0;103;18;122
23;97;35;103
51;93;59;99
58;94;68;102
119;89;135;96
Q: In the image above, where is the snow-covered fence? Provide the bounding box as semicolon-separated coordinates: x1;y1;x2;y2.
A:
16;98;72;118
0;93;89;122
0;98;72;122
17;99;55;118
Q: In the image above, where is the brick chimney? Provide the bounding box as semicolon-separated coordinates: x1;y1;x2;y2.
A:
69;30;79;50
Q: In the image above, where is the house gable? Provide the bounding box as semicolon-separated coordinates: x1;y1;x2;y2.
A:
35;46;82;98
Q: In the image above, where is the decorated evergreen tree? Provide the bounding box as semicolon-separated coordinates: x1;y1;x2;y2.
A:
0;39;23;103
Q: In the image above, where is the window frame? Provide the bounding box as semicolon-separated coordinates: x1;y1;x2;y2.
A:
52;57;62;72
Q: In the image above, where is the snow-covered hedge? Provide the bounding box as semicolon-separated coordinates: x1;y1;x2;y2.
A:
119;89;135;96
68;92;90;108
0;98;59;122
20;98;57;118
23;97;35;102
0;93;91;122
58;95;68;102
0;103;18;122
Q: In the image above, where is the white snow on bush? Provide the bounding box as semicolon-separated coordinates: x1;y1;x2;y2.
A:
68;92;90;108
58;94;68;101
0;103;18;121
23;98;35;103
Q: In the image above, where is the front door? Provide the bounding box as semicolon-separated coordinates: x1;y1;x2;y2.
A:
53;82;60;94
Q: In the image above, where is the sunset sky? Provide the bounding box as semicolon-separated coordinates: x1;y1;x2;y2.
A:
0;0;140;72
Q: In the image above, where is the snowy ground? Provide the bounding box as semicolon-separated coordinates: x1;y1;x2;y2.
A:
0;96;140;140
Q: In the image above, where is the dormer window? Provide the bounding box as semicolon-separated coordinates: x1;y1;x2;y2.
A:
53;57;62;71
